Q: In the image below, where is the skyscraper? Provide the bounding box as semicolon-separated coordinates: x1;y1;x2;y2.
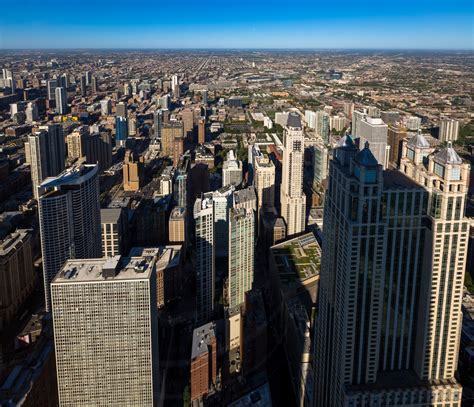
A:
358;116;389;169
123;150;143;192
228;207;255;308
100;98;112;116
115;116;128;146
222;150;243;187
181;108;194;136
280;113;306;236
116;102;127;118
316;110;330;143
406;115;422;131
100;208;128;257
51;255;159;406
439;118;460;142
66;126;88;161
91;75;98;93
387;124;408;165
312;142;329;184
85;71;92;85
55;86;67;114
198;117;206;144
194;196;215;324
25;124;66;199
38;162;101;311
80;75;87;97
25;101;39;123
314;134;469;406
172;74;180;98
152;109;163;147
161;121;184;156
254;153;275;209
47;79;58;101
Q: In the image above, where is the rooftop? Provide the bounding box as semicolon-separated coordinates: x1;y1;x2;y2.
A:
234;186;256;206
100;208;122;224
39;161;98;192
191;322;216;359
52;252;161;284
270;233;321;283
286;112;302;129
0;229;30;257
129;246;181;271
170;206;186;219
228;382;272;407
434;143;463;165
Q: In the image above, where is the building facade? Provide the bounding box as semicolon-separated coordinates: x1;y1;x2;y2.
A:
228;207;255;308
314;134;468;406
38;162;101;311
280;113;306;236
51;256;159;406
0;230;35;329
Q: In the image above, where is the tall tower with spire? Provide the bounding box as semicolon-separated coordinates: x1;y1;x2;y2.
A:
314;135;468;406
280;112;306;236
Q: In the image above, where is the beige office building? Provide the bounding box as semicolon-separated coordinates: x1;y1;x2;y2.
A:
254;153;275;210
280;113;306;236
169;206;186;244
51;255;159;406
123;150;143;192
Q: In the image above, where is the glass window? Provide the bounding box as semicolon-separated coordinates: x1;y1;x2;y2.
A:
451;167;461;181
434;162;445;178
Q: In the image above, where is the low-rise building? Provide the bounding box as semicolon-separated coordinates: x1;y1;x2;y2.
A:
191;322;217;402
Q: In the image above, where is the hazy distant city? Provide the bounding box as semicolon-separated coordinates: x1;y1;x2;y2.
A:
0;15;473;407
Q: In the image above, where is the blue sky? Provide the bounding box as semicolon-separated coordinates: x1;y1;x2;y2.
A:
1;0;473;49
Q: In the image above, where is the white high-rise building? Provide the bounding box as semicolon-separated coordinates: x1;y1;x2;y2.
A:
194;196;216;324
100;98;112;116
254;154;275;209
222;150;242;187
55;86;67;115
25;124;66;199
406;115;422;131
358;116;389;169
351;109;367;139
51;255;159;406
275;111;290;126
280;113;306;237
314;134;469;406
38;162;101;311
330;115;346;132
172;75;180;98
439;118;460;142
228;207;255;308
305;110;317;129
25;102;39;123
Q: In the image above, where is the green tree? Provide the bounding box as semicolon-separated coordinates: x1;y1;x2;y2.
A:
183;384;190;407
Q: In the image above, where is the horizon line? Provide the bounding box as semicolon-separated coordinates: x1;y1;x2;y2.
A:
1;47;473;52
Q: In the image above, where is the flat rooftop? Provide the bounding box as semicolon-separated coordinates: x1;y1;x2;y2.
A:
100;208;122;224
228;382;272;407
234;187;256;206
129;246;181;271
191;322;216;360
52;254;156;284
270;233;321;283
40;161;97;190
383;169;423;189
0;229;29;257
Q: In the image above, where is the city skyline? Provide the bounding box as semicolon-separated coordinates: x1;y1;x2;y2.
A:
1;0;473;50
